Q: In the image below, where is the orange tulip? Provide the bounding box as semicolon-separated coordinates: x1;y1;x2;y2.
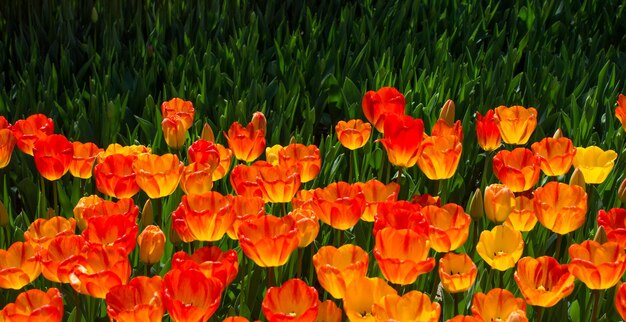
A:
32;134;74;181
310;181;366;230
504;196;537;232
492;148;541;192
432;119;464;141
422;203;471;252
213;143;233;181
531;137;576;176
40;235;87;283
312;244;369;299
317;300;342;322
97;143;151;163
475;110;502;151
598;208;626;248
256;163;301;203
133;153;184;199
230;163;264;198
378;113;425;168
476;225;524;271
188;139;220;165
446;316;481;322
278;143;322;183
471;288;527;321
372;290;441;322
493;105;537;145
289;208;320;248
0;128;16;169
224;120;266;162
172;192;234;242
137;225;165;265
514;256;575;307
69;141;103;179
616;282;626;320
162;115;188;149
374;227;435;285
483;184;515;224
615;93;626;131
73;197;138;231
373;201;429;236
572;146;617;184
568;240;626;289
411;193;441;207
355;179;399;222
94;154;141;199
0;288;63;322
343;276;397;321
172;246;239;287
238;214;300;267
67;245;131;298
0;116;7;129
417;134;463;180
362;87;406;133
0;241;41;289
163;268;223;322
292;189;315;209
262;278;319;322
336;119;372;150
82;214;138;254
226;195;265;240
106;276;164;322
24;216;76;248
161;97;195;129
223;317;250;322
11;114;54;155
180;162;215;195
533;182;587;235
438;253;478;294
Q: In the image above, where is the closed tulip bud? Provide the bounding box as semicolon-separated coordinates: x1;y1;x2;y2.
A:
439;99;456;125
201;122;215;142
251;111;267;133
0;200;8;227
618;179;626;203
290;136;297;145
569;168;586;190
142;199;153;227
594;226;608;244
137;225;166;265
553;128;563;139
468;188;484;221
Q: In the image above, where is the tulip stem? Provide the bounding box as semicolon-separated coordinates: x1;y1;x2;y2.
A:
146;263;152;277
267;266;276;288
296;247;303;277
553;234;563;261
453;292;460;316
52;180;58;215
591;289;601;322
38;176;46;217
352;149;360;182
154;197;162;227
348;149;353;183
74;291;81;322
535;306;543;322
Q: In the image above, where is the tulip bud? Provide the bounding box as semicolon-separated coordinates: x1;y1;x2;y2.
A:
618;178;626;204
46;207;55;219
0;200;8;227
201;122;215;142
468;188;484;221
141;199;153;227
484;184;515;224
290;136;297;145
137;225;166;265
594;226;608;244
251;112;267;133
439;99;456;125
569;168;586;190
553;128;563;139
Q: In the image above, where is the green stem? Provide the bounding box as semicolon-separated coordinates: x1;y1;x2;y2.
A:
453;292;460;317
38;176;46;217
267;266;276;288
438;179;448;204
536;306;544;322
591;289;601;322
348;149;353;183
352;149;360;182
146;263;152;277
154;197;162;228
75;291;82;322
554;234;563;261
52;180;58;215
296;247;304;278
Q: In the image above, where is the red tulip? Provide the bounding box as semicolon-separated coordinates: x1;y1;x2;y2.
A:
362;87;405;133
11;114;53;155
33;134;74;181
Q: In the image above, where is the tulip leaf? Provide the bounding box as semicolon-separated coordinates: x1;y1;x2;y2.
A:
569;299;580;322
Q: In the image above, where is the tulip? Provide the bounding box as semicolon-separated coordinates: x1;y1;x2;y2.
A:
504;196;537;232
40;235;87;283
475;110;501;151
312;244;369;299
105;276;164;322
230;163;264;198
262;278;319;322
224;120;266;162
0;241;42;289
492;148;541;192
378;113;425;168
354;179;399;222
67;246;132;298
493;105;537;145
618;179;626;203
141;199;153;227
533;182;587;235
343;277;397;321
133;153;184;199
180;162;215;195
0;128;16;169
265;144;283;165
483;184;515;224
317;300;342;322
201;122;215;142
24;216;76;248
417;134;463;180
572;146;617;184
440;99;456;124
310;181;366;230
163;268;223;322
278;143;321;183
373;201;429;236
531;137;576;176
251;111;267;132
468;188;484;221
289;208;320;248
335;119;372;150
616;282;626;320
438;253;478;294
471;288;527;321
82;214;138;255
137;225;165;265
615;93;626;131
422;204;471;252
69;141;103;179
598;208;626;248
188;139;221;166
362;87;406;133
11;113;54;155
94;154;141;199
0;288;63;322
96;143;151;163
431;118;464;141
256;163;301;203
514;256;575;307
0;116;8;129
226;195;265;240
568;240;626;289
238;214;300;267
73;197;138;231
161;97;195;129
569;167;586;189
476;225;524;271
213;143;233;181
223;317;249;322
372;290;441;322
374;227;435;285
172;192;234;242
32;134;74;181
172;246;239;287
292;189;315;209
446;316;481;322
162;115;188;149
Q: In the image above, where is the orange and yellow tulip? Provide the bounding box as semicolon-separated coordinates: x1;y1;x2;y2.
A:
24;216;76;248
336;119;372;150
568;240;626;289
238;214;300;267
94;154;141;199
310;181;366;230
531;137;576;176
0;128;16;169
67;245;131;298
471;288;527;321
317;300;342;322
224;120;266;162
312;244;369;299
476;225;524;271
438;253;477;294
374;227;435;285
483;184;515;224
172;246;239;287
133;153;184;199
172;192;234;242
137;225;165;265
97;143;151;163
230;163;264;198
378;113;425;168
11;113;54;156
492;148;541;192
0;241;41;289
0;288;64;322
616;282;626;320
163;268;223;322
33;134;74;181
180;162;215;195
256;163;301;203
40;235;87;283
278;143;321;183
533;182;587;235
161;98;195;129
105;276;164;322
265;144;283;165
372;290;441;322
289;208;320;248
226;195;265;240
422;204;471;252
82;214;138;254
431;118;463;141
354;179;399;222
598;208;626;248
615;93;626;131
493;105;537;145
373;201;429;236
446;316;481;322
69;141;103;179
343;276;397;321
223;317;250;322
188;139;221;166
73;197;138;231
572;146;617;184
504;195;537;232
213;144;233;181
161;114;188;149
262;278;319;322
362;87;406;133
475;110;501;151
514;256;575;307
417;134;463;180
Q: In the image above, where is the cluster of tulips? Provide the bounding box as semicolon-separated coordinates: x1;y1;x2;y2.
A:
2;90;626;322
